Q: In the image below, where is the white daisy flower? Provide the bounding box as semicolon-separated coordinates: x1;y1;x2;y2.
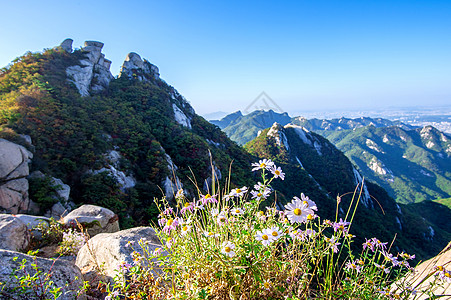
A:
181;225;191;236
231;186;248;197
270;166;285;180
255;229;274;246
251;159;275;171
284;197;314;224
231;207;245;215
203;231;220;238
268;226;282;241
221;241;236;257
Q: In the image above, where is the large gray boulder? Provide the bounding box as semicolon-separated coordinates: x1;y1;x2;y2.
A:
62;204;119;237
0;250;85;299
0;139;33;214
75;227;162;283
0;214;30;251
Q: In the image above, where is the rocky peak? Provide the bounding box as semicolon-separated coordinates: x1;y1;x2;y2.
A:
65;39;114;97
60;38;73;53
119;52;160;81
267;122;289;150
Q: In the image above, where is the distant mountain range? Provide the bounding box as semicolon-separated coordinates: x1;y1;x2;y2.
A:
211;110;451;204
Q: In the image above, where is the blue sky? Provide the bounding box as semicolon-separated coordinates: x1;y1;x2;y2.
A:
0;0;450;115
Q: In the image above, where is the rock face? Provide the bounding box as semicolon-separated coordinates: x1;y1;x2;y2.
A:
76;227;162;283
0;139;33;214
60;38;73;53
0;214;30;251
29;171;73;218
0;250;85;300
14;214;50;240
119;52;160;81
62;204;119;237
402;242;451;299
66;40;114;97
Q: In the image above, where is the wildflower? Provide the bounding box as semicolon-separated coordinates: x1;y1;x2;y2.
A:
363;238;376;252
154;247;163;256
221;241;236;257
158;217;167;227
284;197;314;224
251;159;274;171
162;207;174;215
270;165;285;180
298;193;318;211
231;186;248;197
300;229;317;241
125;241;135;248
217;212;228;225
382;251;400;267
203;231;220;238
175;189;184;199
180;202;194;214
345;260;362;273
372;237;388;250
163;218;178;234
105;290;119;300
325;236;340;253
250;189;270;201
166;238;173;249
231;207;245;215
118;261;132;273
181;225;191;235
211;208;220;217
333;218;351;233
256;210;267;221
256;229;274;246
399;252;415;260
201;193;218;205
268;226;282;241
262;279;271;290
323;219;333;227
194;202;204;210
254;182;266;191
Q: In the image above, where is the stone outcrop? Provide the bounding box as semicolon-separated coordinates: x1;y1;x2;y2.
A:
76;227;162;283
60;38;73;53
0;139;33;214
0;250;85;300
0;214;30;251
401;242;451;299
62;204;119;237
119;52;160;81
66;40;114;97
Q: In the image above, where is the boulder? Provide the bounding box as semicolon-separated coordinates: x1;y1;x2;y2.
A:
0;178;29;214
60;38;73;53
62;204;119;237
0;214;30;251
14;214;50;240
75;227;162;283
0;139;33;180
0;250;85;300
400;242;451;299
0;139;33;214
